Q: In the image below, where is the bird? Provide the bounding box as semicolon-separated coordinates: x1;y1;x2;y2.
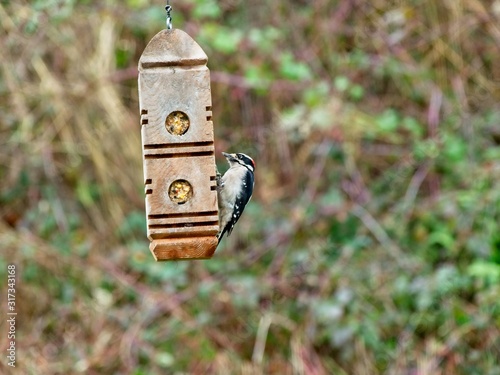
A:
216;152;255;243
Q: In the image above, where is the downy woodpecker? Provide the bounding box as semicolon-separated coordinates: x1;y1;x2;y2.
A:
217;152;255;243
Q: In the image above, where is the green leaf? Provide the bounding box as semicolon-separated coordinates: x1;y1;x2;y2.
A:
376;109;400;132
403;116;424;138
193;0;221;19
126;0;148;8
76;180;98;207
303;82;329;107
155;352;175;368
427;231;455;250
467;262;500;283
334;75;350;92
349;84;364;101
248;27;281;52
279;53;312;81
212;29;243;54
442;134;467;162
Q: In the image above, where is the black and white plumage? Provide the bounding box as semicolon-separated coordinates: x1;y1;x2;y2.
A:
216;152;255;243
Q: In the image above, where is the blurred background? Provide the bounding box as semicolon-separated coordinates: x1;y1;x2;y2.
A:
1;0;500;374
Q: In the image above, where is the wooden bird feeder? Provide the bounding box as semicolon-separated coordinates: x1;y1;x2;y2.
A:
138;29;219;261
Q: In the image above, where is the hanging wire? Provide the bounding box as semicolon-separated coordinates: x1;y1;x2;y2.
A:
165;1;172;29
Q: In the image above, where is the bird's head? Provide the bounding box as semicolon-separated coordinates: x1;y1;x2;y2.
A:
222;152;255;172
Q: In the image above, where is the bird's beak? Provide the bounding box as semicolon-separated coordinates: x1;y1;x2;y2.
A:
222;152;237;161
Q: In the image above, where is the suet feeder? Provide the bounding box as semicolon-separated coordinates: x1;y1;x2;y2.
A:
138;28;219;261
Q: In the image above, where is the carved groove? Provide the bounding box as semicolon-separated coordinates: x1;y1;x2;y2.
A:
142;59;207;68
146;189;153;195
149;211;217;219
145;178;152;184
148;221;218;229
144;141;213;149
141;109;148;126
145;151;214;159
206;106;213;122
150;231;217;240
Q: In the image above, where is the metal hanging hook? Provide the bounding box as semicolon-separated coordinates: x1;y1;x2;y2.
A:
165;1;172;30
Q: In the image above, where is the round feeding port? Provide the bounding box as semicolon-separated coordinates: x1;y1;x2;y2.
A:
165;111;190;135
168;179;193;204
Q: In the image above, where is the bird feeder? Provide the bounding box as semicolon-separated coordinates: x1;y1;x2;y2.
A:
138;28;219;261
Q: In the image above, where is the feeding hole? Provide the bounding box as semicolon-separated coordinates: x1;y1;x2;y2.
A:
168;179;193;204
165;111;190;136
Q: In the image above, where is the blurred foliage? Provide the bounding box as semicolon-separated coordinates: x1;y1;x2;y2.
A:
1;0;500;374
